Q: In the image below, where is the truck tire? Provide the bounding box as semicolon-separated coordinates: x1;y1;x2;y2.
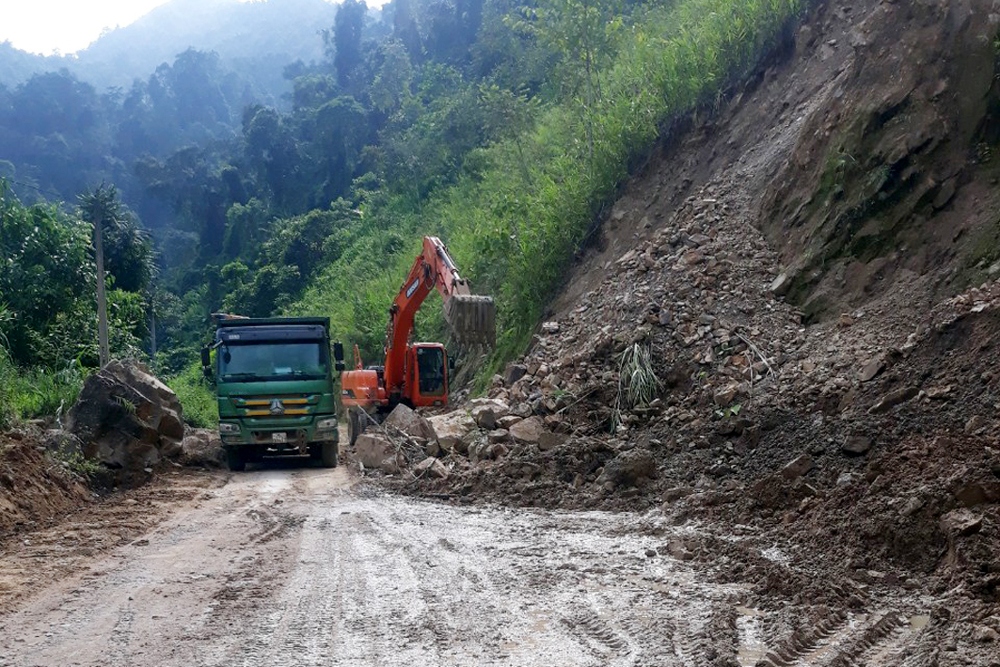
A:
321;440;339;468
226;448;246;472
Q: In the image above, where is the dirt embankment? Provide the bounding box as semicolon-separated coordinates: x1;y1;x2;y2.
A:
0;429;93;539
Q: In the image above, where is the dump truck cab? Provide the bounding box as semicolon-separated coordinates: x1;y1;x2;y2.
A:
202;317;342;471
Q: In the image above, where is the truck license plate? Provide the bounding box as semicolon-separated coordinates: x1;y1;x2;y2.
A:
272;432;287;443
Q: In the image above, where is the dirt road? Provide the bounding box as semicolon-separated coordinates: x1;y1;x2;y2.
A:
0;465;940;667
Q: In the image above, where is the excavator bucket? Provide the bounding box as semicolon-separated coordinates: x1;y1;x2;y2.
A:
445;295;496;347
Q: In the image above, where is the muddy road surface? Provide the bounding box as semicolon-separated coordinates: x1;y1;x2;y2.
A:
0;466;936;667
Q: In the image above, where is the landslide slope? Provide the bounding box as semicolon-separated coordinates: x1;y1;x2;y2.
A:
398;0;1000;662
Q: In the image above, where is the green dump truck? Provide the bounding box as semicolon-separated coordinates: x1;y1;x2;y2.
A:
202;316;346;472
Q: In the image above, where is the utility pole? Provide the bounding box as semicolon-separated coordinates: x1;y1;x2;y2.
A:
94;210;110;367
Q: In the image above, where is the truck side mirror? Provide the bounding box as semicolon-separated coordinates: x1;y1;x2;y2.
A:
448;355;456;371
333;342;345;372
201;347;212;378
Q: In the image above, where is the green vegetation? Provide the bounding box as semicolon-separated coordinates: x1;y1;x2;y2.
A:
169;364;217;429
0;182;150;427
0;0;807;426
295;0;804;377
0;348;83;429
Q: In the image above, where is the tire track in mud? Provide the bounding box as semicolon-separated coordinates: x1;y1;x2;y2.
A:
1;469;944;667
747;608;931;667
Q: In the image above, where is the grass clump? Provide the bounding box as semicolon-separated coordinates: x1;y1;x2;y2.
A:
612;343;662;432
0;348;84;430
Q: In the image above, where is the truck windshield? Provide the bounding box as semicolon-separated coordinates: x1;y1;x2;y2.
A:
219;341;328;382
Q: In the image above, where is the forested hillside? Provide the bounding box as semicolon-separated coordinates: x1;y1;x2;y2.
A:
0;0;805;426
0;0;341;98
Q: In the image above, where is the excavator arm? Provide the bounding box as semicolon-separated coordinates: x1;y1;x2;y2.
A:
382;237;495;397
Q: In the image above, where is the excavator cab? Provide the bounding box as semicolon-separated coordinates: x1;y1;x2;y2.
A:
409;344;447;406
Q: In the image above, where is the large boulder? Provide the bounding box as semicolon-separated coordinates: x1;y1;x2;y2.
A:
65;360;185;485
428;411;478;452
383;404;436;441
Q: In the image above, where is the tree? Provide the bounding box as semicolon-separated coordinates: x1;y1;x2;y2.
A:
390;0;424;62
0;180;91;366
79;184;146;365
333;0;368;91
509;0;622;156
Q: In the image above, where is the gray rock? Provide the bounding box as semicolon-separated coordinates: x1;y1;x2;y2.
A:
428;411;477;452
180;429;224;467
770;273;791;296
488;442;509;459
858;357;885;383
425;440;443;458
43;429;84;458
509;416;546;445
65;359;186;484
841;436;872;456
355;433;399;471
487;429;510;444
383;404;436;441
713;384;740;407
965;415;988;434
598;448;657;487
498;415;523;430
504;363;528;386
469;398;510;430
413;457;449;479
939;509;983;537
781;454;813;480
868;386;919;414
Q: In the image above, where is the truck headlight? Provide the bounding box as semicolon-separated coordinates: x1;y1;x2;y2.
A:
218;422;240;433
316;417;338;430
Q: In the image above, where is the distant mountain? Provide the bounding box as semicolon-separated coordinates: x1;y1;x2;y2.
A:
0;0;340;104
0;42;55;87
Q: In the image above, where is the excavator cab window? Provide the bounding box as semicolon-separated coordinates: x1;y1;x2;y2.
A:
415;346;446;397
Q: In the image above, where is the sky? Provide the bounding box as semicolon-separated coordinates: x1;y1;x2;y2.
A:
1;0;382;56
2;1;176;55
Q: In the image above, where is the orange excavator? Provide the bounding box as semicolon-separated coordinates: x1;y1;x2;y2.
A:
338;236;495;445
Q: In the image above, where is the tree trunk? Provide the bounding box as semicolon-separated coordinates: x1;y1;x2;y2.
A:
94;213;110;367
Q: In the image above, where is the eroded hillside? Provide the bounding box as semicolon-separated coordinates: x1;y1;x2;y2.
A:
386;1;1000;663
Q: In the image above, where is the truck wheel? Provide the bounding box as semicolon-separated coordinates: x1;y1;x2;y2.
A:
321;440;339;468
226;448;246;472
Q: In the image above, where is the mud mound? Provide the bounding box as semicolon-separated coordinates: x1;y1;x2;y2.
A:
0;428;92;540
